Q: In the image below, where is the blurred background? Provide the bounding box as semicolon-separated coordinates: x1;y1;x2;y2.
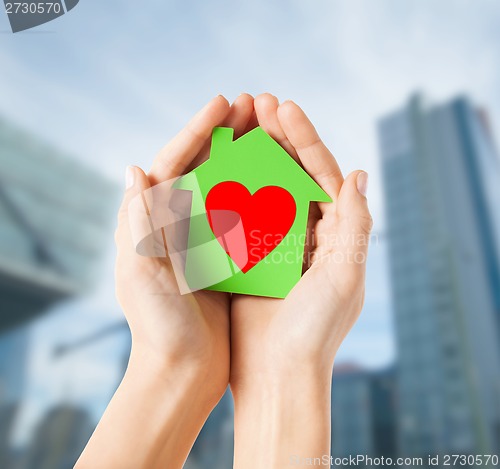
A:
0;1;499;468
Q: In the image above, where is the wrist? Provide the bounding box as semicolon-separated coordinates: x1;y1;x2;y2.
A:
127;343;227;408
230;345;334;397
232;365;332;469
231;363;332;403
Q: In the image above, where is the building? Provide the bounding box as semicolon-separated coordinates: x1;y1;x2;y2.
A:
187;388;234;469
0;402;20;468
331;365;397;464
51;321;235;469
0;326;29;467
0;116;119;331
0;116;118;466
0;326;29;402
22;404;95;469
378;94;500;457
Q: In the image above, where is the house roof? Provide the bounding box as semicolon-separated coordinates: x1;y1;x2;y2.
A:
184;127;331;203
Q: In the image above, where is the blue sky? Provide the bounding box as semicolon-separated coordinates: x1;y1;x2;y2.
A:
2;0;500;443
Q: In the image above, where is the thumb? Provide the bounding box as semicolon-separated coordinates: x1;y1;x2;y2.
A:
336;170;372;237
331;170;373;283
115;165;152;256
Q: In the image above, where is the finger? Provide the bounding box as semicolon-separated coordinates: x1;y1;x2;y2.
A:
243;110;259;134
149;95;230;185
116;165;153;257
329;171;372;283
224;93;255;139
277;100;344;207
187;93;255;171
336;171;371;230
254;93;297;159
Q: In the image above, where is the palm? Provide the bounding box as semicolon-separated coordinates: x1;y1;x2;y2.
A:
230;203;343;374
116;244;230;369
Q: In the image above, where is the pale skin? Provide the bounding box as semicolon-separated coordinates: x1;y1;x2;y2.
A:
76;93;372;469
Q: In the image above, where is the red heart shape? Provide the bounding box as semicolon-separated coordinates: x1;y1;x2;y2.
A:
205;182;296;273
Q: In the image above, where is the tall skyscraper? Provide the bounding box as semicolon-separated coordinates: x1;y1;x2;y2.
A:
378;94;500;457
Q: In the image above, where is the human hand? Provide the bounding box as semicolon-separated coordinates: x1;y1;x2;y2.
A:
229;94;373;467
77;94;256;469
115;94;256;399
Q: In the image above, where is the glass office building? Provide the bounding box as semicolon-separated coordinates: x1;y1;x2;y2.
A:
331;366;396;463
23;404;95;469
0;116;119;467
378;95;500;457
0;116;119;331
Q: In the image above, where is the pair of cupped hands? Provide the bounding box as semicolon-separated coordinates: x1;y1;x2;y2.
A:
77;93;372;469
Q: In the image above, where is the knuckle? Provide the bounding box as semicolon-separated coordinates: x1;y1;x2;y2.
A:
184;123;206;145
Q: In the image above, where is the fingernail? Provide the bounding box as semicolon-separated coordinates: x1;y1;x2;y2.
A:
125;166;135;189
357;171;368;196
207;94;227;107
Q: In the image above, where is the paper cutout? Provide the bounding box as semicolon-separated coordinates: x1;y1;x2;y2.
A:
175;126;331;298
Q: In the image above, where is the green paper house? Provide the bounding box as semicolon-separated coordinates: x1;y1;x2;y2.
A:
174;126;331;298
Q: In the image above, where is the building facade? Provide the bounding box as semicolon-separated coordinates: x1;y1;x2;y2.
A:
378;95;500;457
0;116;118;467
331;365;397;463
23;404;95;469
0;116;118;331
